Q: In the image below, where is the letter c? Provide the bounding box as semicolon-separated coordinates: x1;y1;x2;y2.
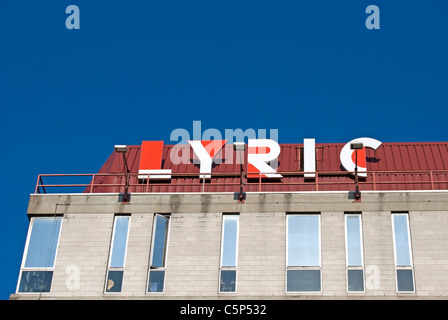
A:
340;137;382;177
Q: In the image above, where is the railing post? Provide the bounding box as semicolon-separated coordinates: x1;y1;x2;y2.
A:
39;176;46;194
315;172;318;191
35;175;41;194
430;171;434;190
146;173;150;193
90;174;95;193
373;171;376;191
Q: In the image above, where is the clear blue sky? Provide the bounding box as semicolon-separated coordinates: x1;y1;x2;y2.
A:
1;1;447;299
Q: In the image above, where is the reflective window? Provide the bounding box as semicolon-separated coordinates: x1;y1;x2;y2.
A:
106;215;130;293
221;215;238;267
109;216;130;268
24;218;62;268
148;214;170;293
148;270;165;292
106;270;124;293
18;217;62;293
287;214;321;292
287;215;320;267
392;214;412;266
347;269;364;292
287;270;321;292
220;270;237;293
219;214;239;293
346;214;363;267
151;215;170;268
396;269;414;292
18;271;54;293
345;214;365;292
392;213;415;293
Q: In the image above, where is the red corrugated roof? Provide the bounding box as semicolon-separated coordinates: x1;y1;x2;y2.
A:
89;142;448;193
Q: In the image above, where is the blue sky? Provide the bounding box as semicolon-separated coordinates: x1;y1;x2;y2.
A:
1;1;447;299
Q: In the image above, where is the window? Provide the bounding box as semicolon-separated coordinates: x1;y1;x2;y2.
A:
17;217;62;293
219;214;239;293
286;214;321;292
392;213;414;292
345;213;365;292
147;214;170;293
105;215;130;293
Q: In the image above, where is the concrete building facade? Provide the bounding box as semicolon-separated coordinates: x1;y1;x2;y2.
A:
11;190;448;299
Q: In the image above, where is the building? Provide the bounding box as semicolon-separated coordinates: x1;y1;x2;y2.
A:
10;138;448;299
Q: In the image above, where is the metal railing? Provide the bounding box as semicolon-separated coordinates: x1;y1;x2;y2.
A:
34;170;448;194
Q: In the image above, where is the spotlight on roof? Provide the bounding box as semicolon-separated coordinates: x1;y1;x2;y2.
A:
233;142;246;151
350;142;364;150
114;145;128;153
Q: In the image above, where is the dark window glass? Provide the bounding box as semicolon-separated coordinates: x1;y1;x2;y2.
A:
287;270;321;292
347;269;364;292
220;270;236;293
18;271;53;293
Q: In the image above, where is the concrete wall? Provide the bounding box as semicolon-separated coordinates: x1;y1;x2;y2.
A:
10;191;448;299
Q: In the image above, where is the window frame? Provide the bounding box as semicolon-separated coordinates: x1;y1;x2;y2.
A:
344;213;365;293
17;216;63;294
286;213;322;294
147;213;171;294
391;213;415;293
219;214;239;293
105;215;131;294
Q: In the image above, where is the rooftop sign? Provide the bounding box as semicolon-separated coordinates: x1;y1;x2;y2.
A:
137;137;383;180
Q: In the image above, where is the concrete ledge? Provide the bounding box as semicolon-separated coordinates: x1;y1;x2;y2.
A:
28;191;448;216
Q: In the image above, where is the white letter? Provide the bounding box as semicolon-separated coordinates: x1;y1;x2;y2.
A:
340;137;382;177
65;265;80;290
365;5;380;30
304;138;316;178
366;265;380;290
248;139;282;178
65;5;80;30
189;140;226;178
202;129;223;164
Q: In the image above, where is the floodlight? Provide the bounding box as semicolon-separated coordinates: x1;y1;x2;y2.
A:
233;142;246;151
114;144;130;202
350;142;364;150
114;145;128;153
350;142;363;202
